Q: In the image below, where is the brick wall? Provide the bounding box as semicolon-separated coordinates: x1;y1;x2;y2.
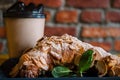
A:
0;0;120;54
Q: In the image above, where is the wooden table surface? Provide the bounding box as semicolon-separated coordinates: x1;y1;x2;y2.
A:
0;54;9;65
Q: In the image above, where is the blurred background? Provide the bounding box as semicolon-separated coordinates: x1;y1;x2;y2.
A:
0;0;120;55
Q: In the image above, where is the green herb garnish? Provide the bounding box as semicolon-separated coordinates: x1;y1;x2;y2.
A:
52;66;72;78
79;49;94;77
51;50;94;78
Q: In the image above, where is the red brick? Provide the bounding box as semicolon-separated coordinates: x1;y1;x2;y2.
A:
44;26;76;36
81;27;120;38
114;40;120;51
56;10;78;23
43;0;62;8
0;43;3;52
31;0;44;5
0;27;6;38
107;27;120;37
19;0;33;5
66;0;109;8
20;0;62;8
106;11;120;22
89;42;112;51
81;11;102;23
44;11;51;22
113;0;120;8
81;27;107;38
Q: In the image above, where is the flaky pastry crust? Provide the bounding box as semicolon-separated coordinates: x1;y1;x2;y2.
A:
9;34;119;78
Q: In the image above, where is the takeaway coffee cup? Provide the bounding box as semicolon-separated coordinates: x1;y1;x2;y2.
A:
4;1;45;58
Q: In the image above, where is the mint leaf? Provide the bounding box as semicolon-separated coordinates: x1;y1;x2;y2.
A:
52;66;72;78
79;50;94;77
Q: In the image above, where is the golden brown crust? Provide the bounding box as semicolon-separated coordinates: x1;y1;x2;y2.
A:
10;34;118;78
19;61;39;78
95;55;120;77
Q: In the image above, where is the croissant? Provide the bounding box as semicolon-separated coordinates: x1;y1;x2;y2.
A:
9;34;120;78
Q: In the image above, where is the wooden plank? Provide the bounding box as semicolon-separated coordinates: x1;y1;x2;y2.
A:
0;54;9;65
